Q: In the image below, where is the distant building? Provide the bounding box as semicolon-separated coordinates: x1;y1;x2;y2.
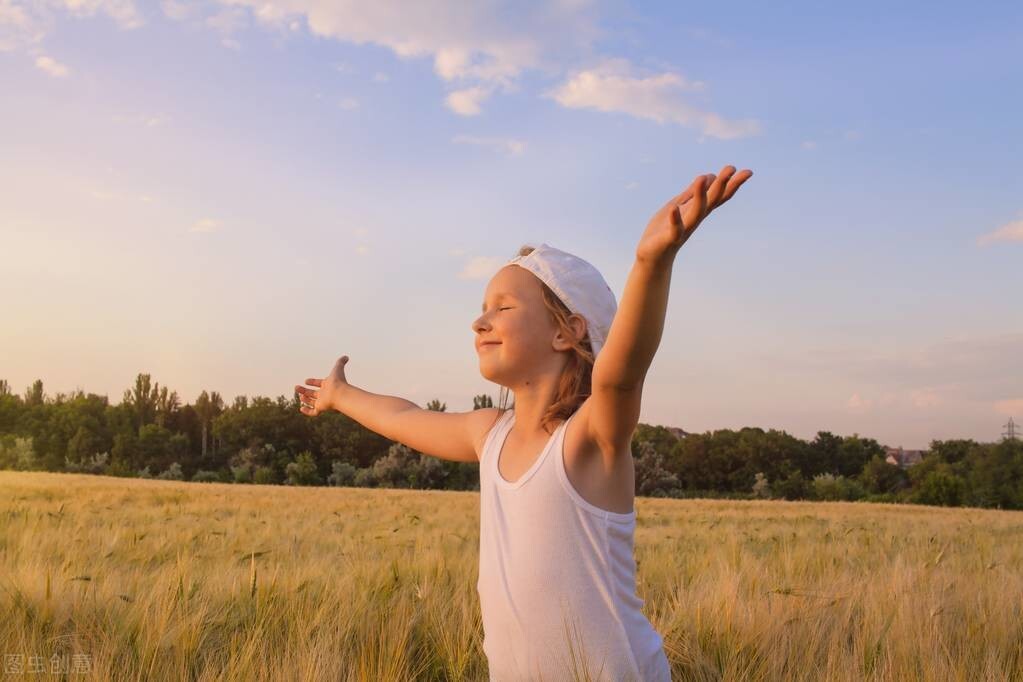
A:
885;446;924;469
665;426;690;440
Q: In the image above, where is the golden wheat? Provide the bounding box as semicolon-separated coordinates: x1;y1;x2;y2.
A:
1;471;1021;681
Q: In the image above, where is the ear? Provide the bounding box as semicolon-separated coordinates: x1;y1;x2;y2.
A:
552;314;588;352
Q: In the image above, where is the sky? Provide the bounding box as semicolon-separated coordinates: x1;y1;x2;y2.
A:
1;0;1021;450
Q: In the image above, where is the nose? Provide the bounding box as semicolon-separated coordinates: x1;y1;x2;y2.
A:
472;313;490;334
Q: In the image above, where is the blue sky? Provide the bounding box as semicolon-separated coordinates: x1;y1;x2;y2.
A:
2;0;1020;450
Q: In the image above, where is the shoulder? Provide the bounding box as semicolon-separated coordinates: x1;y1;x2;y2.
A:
570;396;633;461
468;407;508;461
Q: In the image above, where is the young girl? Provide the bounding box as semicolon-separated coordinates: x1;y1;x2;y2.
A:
295;166;753;681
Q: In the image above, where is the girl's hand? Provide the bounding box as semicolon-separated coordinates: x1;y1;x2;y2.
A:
636;165;753;263
294;355;351;417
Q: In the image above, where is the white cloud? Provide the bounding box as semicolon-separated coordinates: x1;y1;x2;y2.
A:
62;0;144;29
190;217;221;232
457;255;504;280
205;5;246;34
452;134;524;156
545;58;761;140
625;181;638;190
848;387;944;412
113;113;168;127
221;37;239;49
35;54;69;77
337;96;359;110
372;71;389;83
847;392;872;412
909;388;942;409
183;0;600;114
801;140;817;150
355;245;369;255
2;0;143;53
977;217;1023;246
994;399;1023;417
445;86;492;116
160;0;196;21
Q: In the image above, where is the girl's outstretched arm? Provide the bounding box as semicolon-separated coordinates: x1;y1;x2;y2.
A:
295;356;498;463
582;166;753;456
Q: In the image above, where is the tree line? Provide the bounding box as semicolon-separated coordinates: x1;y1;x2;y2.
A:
1;375;1020;510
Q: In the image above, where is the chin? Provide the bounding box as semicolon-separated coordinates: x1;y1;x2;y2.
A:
477;362;507;386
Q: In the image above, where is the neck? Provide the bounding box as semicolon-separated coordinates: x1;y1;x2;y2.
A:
507;375;564;436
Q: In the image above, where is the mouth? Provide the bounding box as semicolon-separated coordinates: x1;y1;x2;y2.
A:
477;342;502;351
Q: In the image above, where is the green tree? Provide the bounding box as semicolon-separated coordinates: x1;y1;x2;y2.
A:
633;441;681;497
193;390;224;461
859;455;909;495
155;386;181;428
286;451;322;486
24;379;45;407
914;466;966;507
122;374;160;432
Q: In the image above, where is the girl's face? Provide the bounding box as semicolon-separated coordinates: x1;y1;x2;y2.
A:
471;265;566;386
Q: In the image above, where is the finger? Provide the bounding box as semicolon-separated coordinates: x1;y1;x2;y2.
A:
719;169;753;204
706;166;735;207
665;186;694;211
305;378;322;387
684;175;707;227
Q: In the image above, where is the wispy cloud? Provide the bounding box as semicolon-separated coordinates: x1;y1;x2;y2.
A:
846;392;872;412
113;113;169;127
35;55;69;77
2;0;143;54
190;217;221;233
452;134;524;156
457;255;504;280
977;215;1023;246
205;6;247;34
994;399;1023;417
158;0;599;115
545;58;761;140
444;86;490;116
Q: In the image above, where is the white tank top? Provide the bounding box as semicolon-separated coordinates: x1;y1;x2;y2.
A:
477;408;672;682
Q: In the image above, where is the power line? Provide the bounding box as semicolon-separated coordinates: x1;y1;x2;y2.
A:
1003;417;1019;441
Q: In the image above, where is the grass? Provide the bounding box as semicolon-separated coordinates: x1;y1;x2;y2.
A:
1;471;1021;681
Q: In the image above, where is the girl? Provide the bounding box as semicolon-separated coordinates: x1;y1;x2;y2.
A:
295;166;753;681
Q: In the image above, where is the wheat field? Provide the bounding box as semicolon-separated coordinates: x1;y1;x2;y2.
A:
1;471;1021;681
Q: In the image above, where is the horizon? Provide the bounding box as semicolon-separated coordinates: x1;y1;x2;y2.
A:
2;1;1021;451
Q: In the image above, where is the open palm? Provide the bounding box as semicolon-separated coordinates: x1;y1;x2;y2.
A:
636;165;753;263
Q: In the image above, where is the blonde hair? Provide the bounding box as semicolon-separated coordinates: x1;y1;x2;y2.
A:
496;245;596;435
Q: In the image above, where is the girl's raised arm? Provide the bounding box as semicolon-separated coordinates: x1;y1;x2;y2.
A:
295;356;498;463
579;166;753;460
